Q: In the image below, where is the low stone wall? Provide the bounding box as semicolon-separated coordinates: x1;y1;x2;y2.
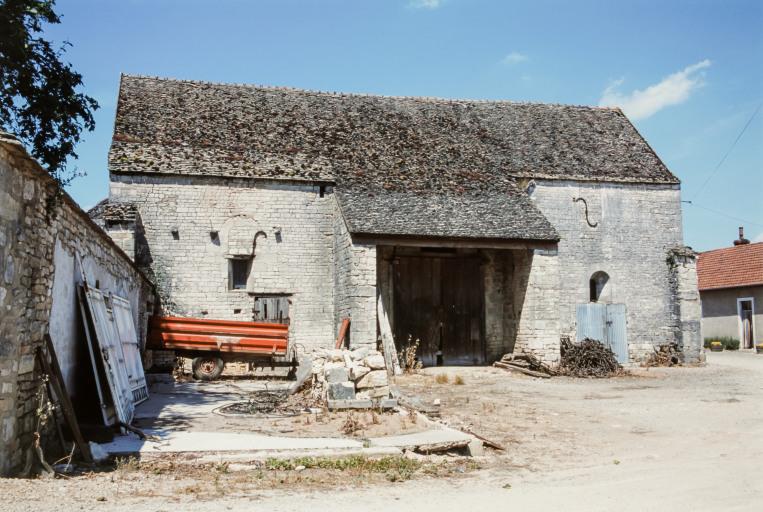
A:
0;133;154;476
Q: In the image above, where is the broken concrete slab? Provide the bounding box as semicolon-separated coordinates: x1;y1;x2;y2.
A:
368;428;473;454
99;429;366;457
326;398;398;410
327;399;374;410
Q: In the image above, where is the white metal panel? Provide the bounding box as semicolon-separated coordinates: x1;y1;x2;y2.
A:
576;303;628;364
576;303;606;343
605;303;628;363
84;287;135;424
111;295;149;405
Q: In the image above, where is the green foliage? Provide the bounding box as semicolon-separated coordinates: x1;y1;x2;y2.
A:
264;455;422;481
703;337;740;351
0;0;98;184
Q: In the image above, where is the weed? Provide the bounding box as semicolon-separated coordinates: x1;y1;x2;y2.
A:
341;412;363;435
435;373;449;384
454;374;465;385
399;335;424;373
114;457;140;472
263;455;421;481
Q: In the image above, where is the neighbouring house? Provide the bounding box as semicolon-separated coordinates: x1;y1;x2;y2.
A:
93;74;701;368
0;132;155;476
697;228;763;349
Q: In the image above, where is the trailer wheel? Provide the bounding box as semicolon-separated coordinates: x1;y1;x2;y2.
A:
192;356;225;381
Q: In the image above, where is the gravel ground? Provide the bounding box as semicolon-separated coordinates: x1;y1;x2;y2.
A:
1;350;761;512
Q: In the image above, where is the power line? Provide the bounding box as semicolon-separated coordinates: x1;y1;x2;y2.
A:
684;201;763;228
692;102;761;201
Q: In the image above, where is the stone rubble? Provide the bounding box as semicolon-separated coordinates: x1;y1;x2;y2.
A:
312;347;390;402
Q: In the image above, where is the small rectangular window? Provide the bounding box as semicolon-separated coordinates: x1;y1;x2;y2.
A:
229;258;250;290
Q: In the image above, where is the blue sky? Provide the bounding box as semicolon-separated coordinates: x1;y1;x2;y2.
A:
45;0;762;251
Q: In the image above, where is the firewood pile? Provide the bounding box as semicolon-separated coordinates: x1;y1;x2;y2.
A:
493;353;555;378
558;338;623;378
643;342;681;367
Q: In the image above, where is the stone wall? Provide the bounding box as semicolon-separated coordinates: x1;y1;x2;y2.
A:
0;134;153;476
331;197;377;347
668;249;703;362
511;248;562;364
110;174;337;352
530;180;685;362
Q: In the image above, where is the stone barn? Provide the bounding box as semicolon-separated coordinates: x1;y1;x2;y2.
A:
96;74;701;366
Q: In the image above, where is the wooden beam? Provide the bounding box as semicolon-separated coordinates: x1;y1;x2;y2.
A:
40;334;93;462
377;295;402;376
334;318;350;349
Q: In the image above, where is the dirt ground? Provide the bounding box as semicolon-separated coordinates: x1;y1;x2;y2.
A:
2;350;761;511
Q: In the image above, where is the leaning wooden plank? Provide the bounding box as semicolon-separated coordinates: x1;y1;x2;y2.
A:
377;295;402;376
493;361;552;379
334;318;350;349
40;335;93;462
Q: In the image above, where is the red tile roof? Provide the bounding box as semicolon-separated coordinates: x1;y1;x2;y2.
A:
697;242;763;291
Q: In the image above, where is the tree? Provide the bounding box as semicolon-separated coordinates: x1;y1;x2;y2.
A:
0;0;98;185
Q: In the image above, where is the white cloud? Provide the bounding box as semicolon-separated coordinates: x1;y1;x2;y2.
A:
502;52;528;65
598;60;711;120
409;0;442;9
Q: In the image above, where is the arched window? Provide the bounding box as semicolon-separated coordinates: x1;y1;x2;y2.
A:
589;271;610;302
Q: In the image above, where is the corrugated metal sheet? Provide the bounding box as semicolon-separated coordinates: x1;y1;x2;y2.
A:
148;316;289;356
576;303;628;363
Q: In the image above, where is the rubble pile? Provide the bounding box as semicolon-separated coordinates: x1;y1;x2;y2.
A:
643;342;681;367
559;338;623;378
312;347;392;402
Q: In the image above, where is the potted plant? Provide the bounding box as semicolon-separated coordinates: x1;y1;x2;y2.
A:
709;341;724;352
756;343;763;354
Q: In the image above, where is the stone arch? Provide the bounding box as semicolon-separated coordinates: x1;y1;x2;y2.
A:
589;271;611;303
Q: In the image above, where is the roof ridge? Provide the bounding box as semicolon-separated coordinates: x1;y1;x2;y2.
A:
119;73;620;110
699;241;763;255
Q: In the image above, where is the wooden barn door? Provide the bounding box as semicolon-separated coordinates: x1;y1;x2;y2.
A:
393;254;485;366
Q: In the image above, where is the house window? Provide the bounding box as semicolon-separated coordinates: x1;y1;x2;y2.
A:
229;258;251;290
589;271;610;302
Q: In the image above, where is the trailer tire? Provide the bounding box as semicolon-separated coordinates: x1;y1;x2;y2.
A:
192;356;225;381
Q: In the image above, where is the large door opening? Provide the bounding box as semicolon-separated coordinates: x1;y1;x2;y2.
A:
392;252;485;366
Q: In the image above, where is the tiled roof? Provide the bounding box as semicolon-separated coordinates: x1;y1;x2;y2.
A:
697;242;763;291
108;74;679;241
88;199;138;223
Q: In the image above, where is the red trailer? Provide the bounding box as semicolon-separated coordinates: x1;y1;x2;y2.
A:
147;316;292;380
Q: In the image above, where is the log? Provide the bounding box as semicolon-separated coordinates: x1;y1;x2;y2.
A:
493;361;551;379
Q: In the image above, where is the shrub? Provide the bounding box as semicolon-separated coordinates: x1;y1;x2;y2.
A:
703;337;740;350
435;373;449;384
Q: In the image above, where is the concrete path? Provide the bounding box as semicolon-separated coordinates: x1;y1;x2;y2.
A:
101;378;473;459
